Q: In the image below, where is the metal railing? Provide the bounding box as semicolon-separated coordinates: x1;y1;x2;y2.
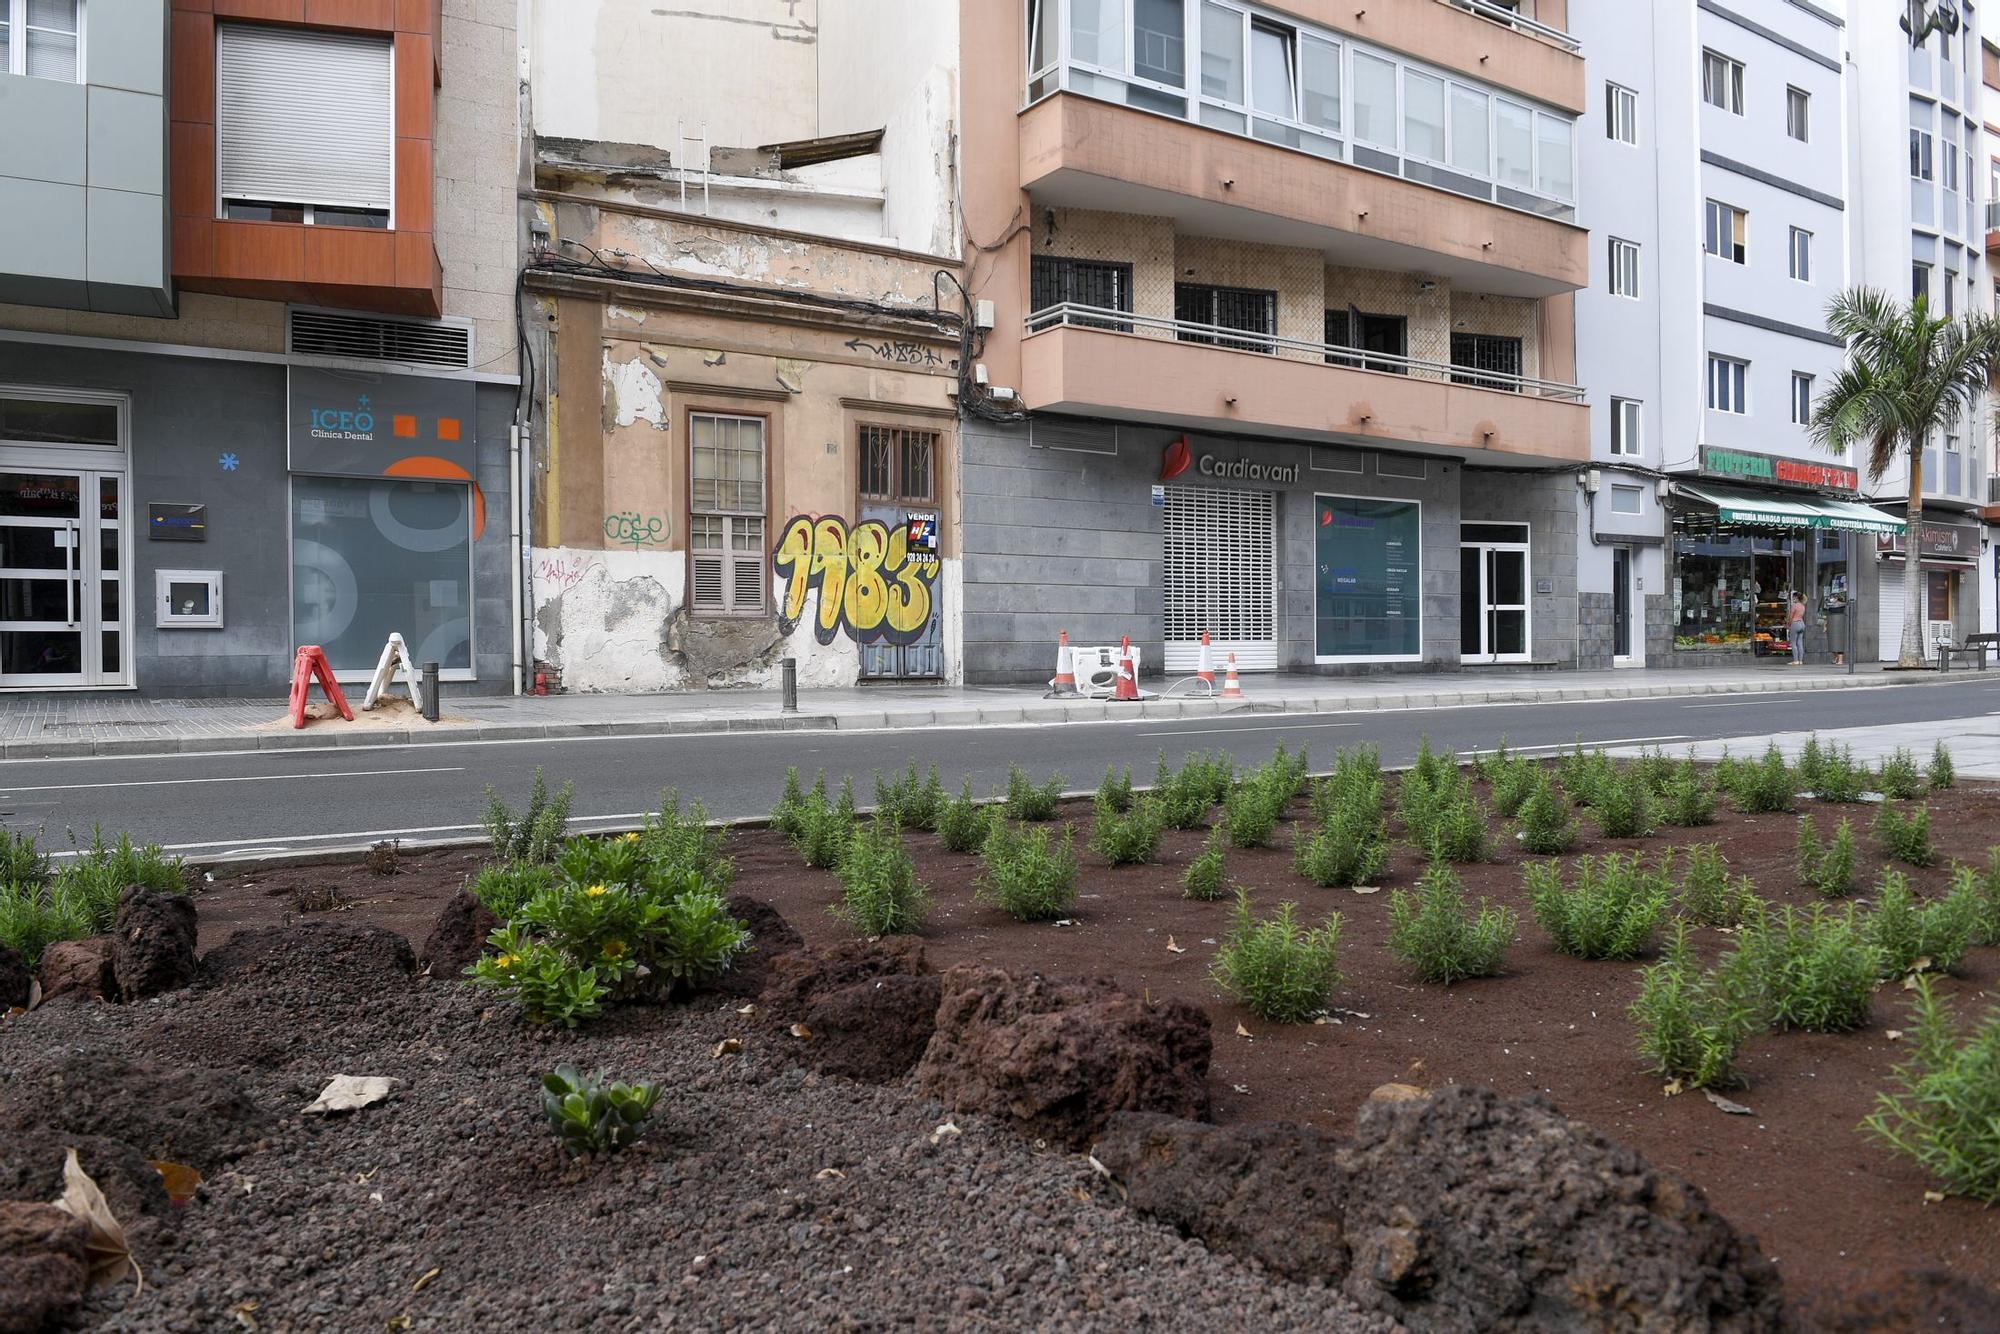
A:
1025;303;1588;402
1443;0;1583;53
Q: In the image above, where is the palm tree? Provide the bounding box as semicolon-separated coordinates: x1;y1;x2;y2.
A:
1808;289;2000;668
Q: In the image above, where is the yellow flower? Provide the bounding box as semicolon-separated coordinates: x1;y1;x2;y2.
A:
622;832;641;843
584;884;609;898
602;939;628;960
494;954;517;969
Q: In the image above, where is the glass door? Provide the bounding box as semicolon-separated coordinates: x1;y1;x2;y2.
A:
1458;525;1532;664
0;468;125;687
1612;545;1633;662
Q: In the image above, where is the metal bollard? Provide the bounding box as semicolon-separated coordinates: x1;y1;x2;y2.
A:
780;656;798;714
421;661;440;723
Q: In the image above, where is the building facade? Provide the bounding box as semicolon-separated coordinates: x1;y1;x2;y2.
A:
0;0;521;696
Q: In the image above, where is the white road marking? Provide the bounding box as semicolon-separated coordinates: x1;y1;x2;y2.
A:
0;765;464;795
153;812;652;854
1504;735;1694;753
1680;701;1766;709
1137;721;1365;738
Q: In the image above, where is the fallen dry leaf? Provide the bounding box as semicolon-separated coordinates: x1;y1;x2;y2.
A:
386;1315;413;1332
1231;1083;1250;1095
1663;1080;1685;1097
302;1075;397;1115
1367;1082;1430;1105
51;1148;136;1291
26;977;40;1010
1348;886;1382;895
815;1167;845;1181
712;1037;742;1059
930;1120;961;1145
1702;1089;1754;1116
412;1266;440;1293
228;1299;260;1330
1313;1015;1334;1025
789;1023;814;1041
1923;1189;1946;1205
736;1002;756;1015
149;1160;202;1205
1887;1030;1904;1042
1234;1021;1253;1038
1165;936;1186;954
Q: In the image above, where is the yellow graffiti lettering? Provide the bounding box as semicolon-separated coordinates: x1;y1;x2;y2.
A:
811;517;848;637
775;515;817;625
844;522;890;631
771;512;942;647
884;526;933;637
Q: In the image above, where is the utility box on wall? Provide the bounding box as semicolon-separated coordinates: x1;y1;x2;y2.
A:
156;570;223;629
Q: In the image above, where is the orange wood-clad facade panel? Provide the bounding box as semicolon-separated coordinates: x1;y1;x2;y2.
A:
168;4;440;315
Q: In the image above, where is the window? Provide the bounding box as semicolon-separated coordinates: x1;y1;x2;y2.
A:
1326;308;1407;372
1198;1;1242;103
1606;82;1638;144
1945;268;1958;316
1610;398;1642;456
1786;85;1810;141
1070;0;1125;70
293;476;472;672
1912;128;1935;181
1944;144;1960;191
1791;372;1814;425
689;413;767;615
1449;83;1489;175
1351;50;1398;149
1707;355;1748;414
1913;261;1931;304
859;425;938;505
1404;69;1446;162
1175;282;1276;353
1704;200;1746;263
1;0;78;80
1495;99;1533;187
218;24;394;228
1027;0;1059;97
1610;485;1643;516
1249;18;1295;121
1608;237;1640;298
1133;0;1186;89
1536;113;1574;200
1788;226;1812;282
1450;333;1523;391
1298;34;1340;133
156;570;225;631
1029;255;1134;330
1702;49;1744;114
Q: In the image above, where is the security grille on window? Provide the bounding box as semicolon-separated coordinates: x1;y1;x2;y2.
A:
1606;82;1637;145
1791;372;1814;426
1788;227;1812;282
218;24;394;228
1610;398;1642;456
689;413;767;614
1174;283;1277;353
1608;238;1640;298
2;0;78;80
1029;255;1134;331
1786;86;1810;142
858;425;937;503
1704;200;1746;264
1450;333;1522;392
1707;356;1748;414
1701;49;1743;114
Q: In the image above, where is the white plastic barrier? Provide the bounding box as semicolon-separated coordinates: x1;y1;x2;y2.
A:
1072;644;1134;699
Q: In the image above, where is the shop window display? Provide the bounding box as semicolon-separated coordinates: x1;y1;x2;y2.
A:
1671;517;1847;656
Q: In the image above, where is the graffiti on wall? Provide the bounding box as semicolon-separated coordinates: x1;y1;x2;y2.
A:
603;511;670;550
842;337;951;368
772;514;940;646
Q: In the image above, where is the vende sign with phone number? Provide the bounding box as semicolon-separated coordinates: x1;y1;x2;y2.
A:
1699;445;1857;493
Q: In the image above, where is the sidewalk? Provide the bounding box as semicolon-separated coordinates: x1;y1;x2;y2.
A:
0;662;1957;761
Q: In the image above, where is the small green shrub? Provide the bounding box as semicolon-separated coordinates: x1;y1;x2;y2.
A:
1488;753;1544;819
1675;845;1760;928
1002;765;1065;822
1180;750;1236;806
1876;747;1925;800
1658;754;1716;828
1632;746;1678;797
0;829;50;886
1423;787;1491;864
1223;777;1285;849
1866;869;1980;979
1269;741;1311;801
1313;747;1386;826
642;791;733;889
1630;923;1757;1090
49;829;185;935
1095;765;1135;814
874;762;947;832
1796;736;1826;795
1526;851;1670;960
469;925;607;1027
1873;802;1936;868
1928;740;1957;791
833;815;931;936
1972;852;2000;946
1387;862;1514;985
1592;768;1657;840
1183;825;1228;901
1795;814;1858;899
791;774;857;870
1471;737;1515;783
977;822;1078;921
541;1064;661;1157
1862;976;2000;1203
1154;753;1215;831
1293;809;1390;888
1556;742;1616;808
1730;743;1796;814
468;862;558;921
0;885;87;970
936;779;995;854
1514;774;1579;856
1209;889;1342;1024
1805;739;1869;803
483;767;573;863
772;767;808;840
1735;903;1878;1033
1398;738;1464;843
1090;792;1164;866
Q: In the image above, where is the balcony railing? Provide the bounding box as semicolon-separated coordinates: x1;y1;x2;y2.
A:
1025;303;1588;402
1444;0;1582;53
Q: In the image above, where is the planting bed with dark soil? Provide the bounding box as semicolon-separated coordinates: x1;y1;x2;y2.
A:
6;760;1999;1329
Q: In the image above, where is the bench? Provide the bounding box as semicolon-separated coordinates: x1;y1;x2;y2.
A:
1937;632;2000;672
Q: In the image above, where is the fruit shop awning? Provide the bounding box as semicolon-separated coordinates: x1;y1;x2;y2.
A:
1674;482;1906;535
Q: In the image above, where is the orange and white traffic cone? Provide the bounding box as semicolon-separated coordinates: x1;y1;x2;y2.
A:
1195;630;1216;692
1219;652;1245;699
1112;634;1141;702
1048;629;1077;697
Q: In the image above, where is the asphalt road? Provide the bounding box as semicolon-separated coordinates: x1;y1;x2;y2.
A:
8;678;2000;859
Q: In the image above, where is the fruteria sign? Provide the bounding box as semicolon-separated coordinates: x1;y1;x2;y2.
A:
1699;445;1857;493
288;367;477;481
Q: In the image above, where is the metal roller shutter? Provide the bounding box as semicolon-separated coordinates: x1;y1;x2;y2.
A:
218;24;394;213
1878;571;1903;662
1163;487;1278;671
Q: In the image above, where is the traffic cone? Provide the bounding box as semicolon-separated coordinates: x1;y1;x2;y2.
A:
1112;634;1141;702
1049;629;1077;696
1219;652;1245;699
1195;631;1216;690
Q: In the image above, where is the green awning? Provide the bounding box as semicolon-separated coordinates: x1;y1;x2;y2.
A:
1675;482;1906;535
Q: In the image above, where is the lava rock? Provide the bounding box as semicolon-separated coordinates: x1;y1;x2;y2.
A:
36;937;113;1004
0;1132;171;1222
0;1050;269;1169
916;966;1211;1148
1336;1086;1783;1331
0;1200;90;1334
199;920;416;993
0;943;28;1009
111;886;198;1001
421;890;499;980
759;937;941;1082
1090;1113;1351;1282
710;894;804;1000
1797;1269;2000;1332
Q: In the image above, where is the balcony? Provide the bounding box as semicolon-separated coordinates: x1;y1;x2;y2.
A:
1444;0;1580;53
1021;303;1587;462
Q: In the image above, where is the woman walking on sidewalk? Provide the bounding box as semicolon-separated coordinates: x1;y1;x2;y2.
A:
1789;594;1808;666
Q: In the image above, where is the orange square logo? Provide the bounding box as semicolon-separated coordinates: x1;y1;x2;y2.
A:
436;417;462;441
392;414;417;438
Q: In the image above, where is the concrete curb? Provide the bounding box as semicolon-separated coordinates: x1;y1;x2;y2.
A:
0;669;1943;762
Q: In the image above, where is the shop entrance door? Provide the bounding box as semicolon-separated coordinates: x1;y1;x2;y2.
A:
1459;524;1531;663
1612;546;1634;664
1164;486;1278;671
0;468;127;687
